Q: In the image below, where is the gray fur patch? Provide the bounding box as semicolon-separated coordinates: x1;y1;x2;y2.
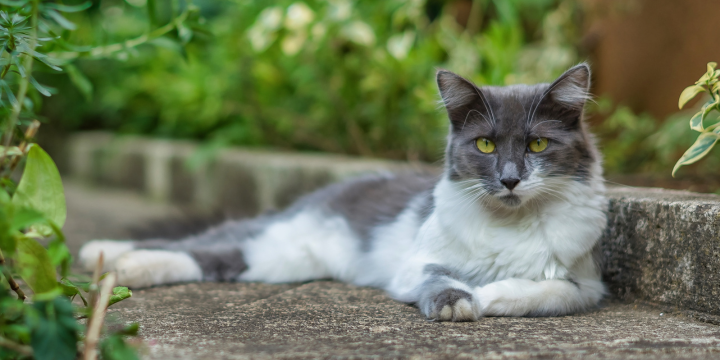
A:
433;288;473;314
189;247;248;282
320;172;437;249
416;263;476;321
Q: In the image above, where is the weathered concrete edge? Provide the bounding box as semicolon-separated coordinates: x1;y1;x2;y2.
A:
61;132;720;316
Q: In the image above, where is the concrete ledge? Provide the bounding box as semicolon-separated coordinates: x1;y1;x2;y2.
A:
62;132;720;316
603;188;720;315
65;132;433;217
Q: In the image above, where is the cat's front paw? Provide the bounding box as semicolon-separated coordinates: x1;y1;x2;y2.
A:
426;288;479;322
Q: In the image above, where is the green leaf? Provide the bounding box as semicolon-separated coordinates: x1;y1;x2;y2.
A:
689;110;704;132
10;207;45;232
30;297;80;360
0;0;29;7
100;334;139;360
64;63;92;101
115;323;139;336
15;236;58;295
147;0;157;26
12;145;66;228
59;279;87;305
108;286;132;307
0;80;19;108
42;2;92;13
29;76;52;96
672;132;720;176
45;9;76;30
679;85;705;109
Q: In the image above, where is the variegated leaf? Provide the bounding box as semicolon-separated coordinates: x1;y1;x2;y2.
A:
679;85;705;109
672;132;720;176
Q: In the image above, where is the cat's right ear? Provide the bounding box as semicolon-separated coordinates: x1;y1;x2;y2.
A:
436;70;491;131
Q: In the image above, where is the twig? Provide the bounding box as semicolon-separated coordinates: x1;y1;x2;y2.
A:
0;248;26;301
0;120;40;179
87;252;103;311
83;272;116;360
0;335;33;356
51;9;190;61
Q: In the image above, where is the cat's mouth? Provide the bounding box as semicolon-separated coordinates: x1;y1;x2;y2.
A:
497;193;522;207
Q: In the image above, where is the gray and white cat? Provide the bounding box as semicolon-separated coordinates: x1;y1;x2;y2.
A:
80;63;607;321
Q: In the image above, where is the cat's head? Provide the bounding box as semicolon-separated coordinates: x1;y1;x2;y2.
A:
437;64;600;208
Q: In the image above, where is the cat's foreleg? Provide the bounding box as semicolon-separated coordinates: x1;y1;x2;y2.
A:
475;277;605;316
389;262;481;322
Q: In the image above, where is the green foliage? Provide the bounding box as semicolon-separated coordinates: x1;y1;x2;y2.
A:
44;0;584;161
673;62;720;176
12;146;65;231
0;0;193;357
29;297;80;360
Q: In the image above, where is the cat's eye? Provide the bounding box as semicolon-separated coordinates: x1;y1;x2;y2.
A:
528;138;549;153
476;138;495;153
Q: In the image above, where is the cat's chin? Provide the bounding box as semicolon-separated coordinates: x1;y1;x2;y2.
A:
497;194;522;207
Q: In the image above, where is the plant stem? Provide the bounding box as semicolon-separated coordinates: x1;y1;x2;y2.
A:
51;10;190;61
0;248;26;301
0;335;33;356
2;0;39;149
0;119;40;179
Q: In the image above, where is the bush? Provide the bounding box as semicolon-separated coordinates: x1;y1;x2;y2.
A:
42;0;585;161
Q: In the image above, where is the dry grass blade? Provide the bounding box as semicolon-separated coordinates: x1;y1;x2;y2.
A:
83;270;117;360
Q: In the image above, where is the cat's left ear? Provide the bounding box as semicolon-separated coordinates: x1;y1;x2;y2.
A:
547;63;591;111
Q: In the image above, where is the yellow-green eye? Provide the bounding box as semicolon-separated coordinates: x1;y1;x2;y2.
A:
528;138;549;152
476;138;495;153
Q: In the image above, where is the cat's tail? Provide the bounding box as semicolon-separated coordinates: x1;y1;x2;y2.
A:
79;206;360;288
78;218;256;288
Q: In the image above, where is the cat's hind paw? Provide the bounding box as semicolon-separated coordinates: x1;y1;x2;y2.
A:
115;250;202;288
78;240;135;272
428;288;479;322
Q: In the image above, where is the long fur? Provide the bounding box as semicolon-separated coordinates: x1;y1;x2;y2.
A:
79;64;607;321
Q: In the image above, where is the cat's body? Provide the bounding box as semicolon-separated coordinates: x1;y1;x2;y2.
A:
80;64;607;321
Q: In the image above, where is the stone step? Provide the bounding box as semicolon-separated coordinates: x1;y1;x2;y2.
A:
60;172;720;359
59;132;720;317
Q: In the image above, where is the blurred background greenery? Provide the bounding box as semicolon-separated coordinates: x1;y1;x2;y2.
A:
37;0;720;192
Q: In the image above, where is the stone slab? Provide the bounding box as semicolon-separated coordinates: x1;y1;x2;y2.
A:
63;179;720;359
108;282;720;360
603;187;720;316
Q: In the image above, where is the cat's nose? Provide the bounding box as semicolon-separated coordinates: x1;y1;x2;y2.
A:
501;178;520;190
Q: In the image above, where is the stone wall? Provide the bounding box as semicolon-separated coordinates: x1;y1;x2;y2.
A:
63;132;720;316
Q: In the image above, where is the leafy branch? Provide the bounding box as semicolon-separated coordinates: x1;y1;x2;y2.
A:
674;62;720;176
0;0;200;358
51;5;197;60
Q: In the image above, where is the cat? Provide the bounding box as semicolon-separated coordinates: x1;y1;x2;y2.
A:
79;63;607;321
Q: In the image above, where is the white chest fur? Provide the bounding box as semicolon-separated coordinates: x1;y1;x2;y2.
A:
418;177;607;286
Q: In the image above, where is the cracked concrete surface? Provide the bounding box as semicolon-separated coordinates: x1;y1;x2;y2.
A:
63;180;720;359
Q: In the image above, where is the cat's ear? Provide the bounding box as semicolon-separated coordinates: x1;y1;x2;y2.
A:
547;63;591;111
437;70;491;130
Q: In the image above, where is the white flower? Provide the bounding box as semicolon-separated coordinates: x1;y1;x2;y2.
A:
311;23;327;40
285;2;314;30
247;7;284;52
257;6;283;31
341;21;375;46
387;30;415;60
328;0;352;21
282;30;308;56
